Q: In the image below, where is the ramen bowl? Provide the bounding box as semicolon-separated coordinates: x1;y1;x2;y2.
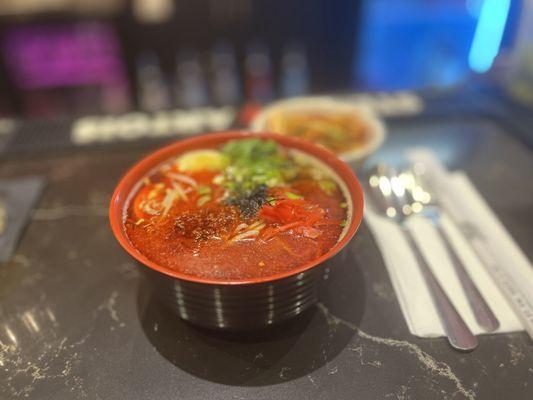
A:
251;96;386;169
109;131;364;330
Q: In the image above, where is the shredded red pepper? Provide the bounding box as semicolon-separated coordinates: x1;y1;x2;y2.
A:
259;197;326;240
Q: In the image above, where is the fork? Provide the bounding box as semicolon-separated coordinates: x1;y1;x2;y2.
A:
401;165;500;332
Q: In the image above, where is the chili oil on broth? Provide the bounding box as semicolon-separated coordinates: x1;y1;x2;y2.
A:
124;139;351;281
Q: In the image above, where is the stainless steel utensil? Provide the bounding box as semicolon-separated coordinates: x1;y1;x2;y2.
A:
366;164;477;351
401;165;500;332
406;150;533;341
0;197;6;235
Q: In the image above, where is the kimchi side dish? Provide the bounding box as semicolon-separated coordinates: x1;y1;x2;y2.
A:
124;138;352;280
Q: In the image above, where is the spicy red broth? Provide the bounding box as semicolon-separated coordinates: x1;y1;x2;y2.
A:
124;138;351;280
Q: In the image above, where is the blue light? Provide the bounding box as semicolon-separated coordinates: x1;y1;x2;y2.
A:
468;0;510;73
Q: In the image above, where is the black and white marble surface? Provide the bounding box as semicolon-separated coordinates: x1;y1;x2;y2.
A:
0;116;531;399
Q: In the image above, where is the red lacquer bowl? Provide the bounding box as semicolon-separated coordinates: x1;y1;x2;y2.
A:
110;131;364;330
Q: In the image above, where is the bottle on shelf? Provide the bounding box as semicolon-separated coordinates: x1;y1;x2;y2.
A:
210;40;241;106
244;41;274;104
136;52;171;111
174;50;209;109
280;41;310;98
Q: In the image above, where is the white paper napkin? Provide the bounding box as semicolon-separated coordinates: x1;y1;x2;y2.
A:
364;152;531;337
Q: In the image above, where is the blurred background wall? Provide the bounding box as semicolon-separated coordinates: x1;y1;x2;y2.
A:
0;0;529;118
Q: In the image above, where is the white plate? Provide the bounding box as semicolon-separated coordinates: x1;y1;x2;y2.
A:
250;96;387;167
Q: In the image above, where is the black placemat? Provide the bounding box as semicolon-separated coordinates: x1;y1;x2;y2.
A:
0;176;46;262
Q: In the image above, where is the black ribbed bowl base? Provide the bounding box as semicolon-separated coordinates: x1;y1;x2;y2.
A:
145;266;326;331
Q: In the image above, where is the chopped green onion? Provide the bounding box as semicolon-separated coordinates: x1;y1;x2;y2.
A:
340;202;347;208
197;185;212;195
340;220;347;227
318;180;337;196
221;138;298;217
285;191;303;200
222;138;296;199
197;195;211;206
266;196;277;206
